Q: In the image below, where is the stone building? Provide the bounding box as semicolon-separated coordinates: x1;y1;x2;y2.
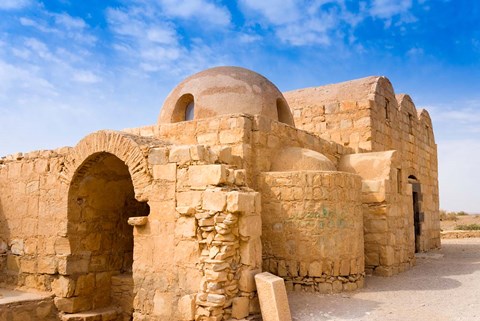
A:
0;66;440;320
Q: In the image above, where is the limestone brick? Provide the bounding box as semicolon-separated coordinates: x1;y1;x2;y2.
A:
232;296;250;319
153;163;177;181
189;164;227;187
175;217;197;238
177;294;196;320
202;189;227;212
153;291;174;317
238;268;261;292
238;216;262;238
169;146;192;165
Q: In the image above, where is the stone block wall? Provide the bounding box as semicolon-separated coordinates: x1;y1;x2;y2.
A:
259;171;364;293
132;144;263;320
285;76;440;255
153;114;352;190
0;149;70;292
339;151;417;276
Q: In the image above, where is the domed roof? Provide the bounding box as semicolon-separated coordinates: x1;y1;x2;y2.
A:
270;147;336;172
158;66;295;126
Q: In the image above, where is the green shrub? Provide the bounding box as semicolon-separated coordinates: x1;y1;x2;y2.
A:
455;224;480;231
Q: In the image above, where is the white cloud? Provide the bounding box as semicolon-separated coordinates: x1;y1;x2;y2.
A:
20;12;97;45
54;13;87;30
239;0;422;46
72;70;102;84
0;0;31;10
157;0;231;26
106;4;227;75
0;60;58;100
370;0;412;19
238;33;262;44
239;0;300;25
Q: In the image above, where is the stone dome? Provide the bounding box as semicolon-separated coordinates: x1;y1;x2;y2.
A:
270;147;336;172
158;66;295;126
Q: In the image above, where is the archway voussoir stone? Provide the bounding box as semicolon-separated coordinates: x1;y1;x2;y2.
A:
64;130;153;201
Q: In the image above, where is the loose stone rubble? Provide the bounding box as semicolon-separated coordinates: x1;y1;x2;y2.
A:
0;66;440;320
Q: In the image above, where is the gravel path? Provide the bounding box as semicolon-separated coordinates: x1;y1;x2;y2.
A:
289;238;480;321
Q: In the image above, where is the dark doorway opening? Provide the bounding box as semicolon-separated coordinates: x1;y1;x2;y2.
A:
68;152;150;316
409;175;422;253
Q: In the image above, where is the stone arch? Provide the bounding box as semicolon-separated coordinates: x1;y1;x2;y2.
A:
62;151;150;315
61;130;152;202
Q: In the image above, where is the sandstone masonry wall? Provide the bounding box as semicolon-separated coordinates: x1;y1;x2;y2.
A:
0;149;70;292
285;77;440;275
259;171;364;293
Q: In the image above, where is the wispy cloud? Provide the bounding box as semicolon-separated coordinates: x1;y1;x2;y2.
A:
370;0;413;19
106;3;228;75
0;0;32;10
20;11;97;45
239;0;423;46
157;0;231;26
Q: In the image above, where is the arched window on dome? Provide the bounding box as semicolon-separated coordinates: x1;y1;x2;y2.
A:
276;98;291;125
173;93;195;122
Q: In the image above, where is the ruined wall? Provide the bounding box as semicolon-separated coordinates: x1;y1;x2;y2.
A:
140;145;262;320
151;114;352;190
259;171;364;293
0;149;70;292
0;131;265;320
285;77;440;260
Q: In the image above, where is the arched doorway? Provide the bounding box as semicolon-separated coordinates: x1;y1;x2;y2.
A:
408;175;422;252
67;152;149;317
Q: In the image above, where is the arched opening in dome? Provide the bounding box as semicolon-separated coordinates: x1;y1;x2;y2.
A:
172;93;195;122
276;98;291;124
185;100;195;121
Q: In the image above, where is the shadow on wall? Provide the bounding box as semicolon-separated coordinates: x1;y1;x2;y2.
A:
0;197;11;283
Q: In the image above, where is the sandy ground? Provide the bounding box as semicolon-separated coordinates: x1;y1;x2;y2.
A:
440;214;480;231
289;238;480;321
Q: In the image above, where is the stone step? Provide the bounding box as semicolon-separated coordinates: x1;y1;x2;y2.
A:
60;306;123;321
0;288;57;321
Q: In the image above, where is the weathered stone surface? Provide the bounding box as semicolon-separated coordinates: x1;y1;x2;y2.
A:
177;294;195;320
0;67;439;321
127;216;148;226
255;272;292;321
189;165;227;187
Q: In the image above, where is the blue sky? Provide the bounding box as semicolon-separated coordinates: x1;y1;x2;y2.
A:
0;0;479;212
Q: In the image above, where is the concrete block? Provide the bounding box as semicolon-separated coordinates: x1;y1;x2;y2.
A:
255;272;292;321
